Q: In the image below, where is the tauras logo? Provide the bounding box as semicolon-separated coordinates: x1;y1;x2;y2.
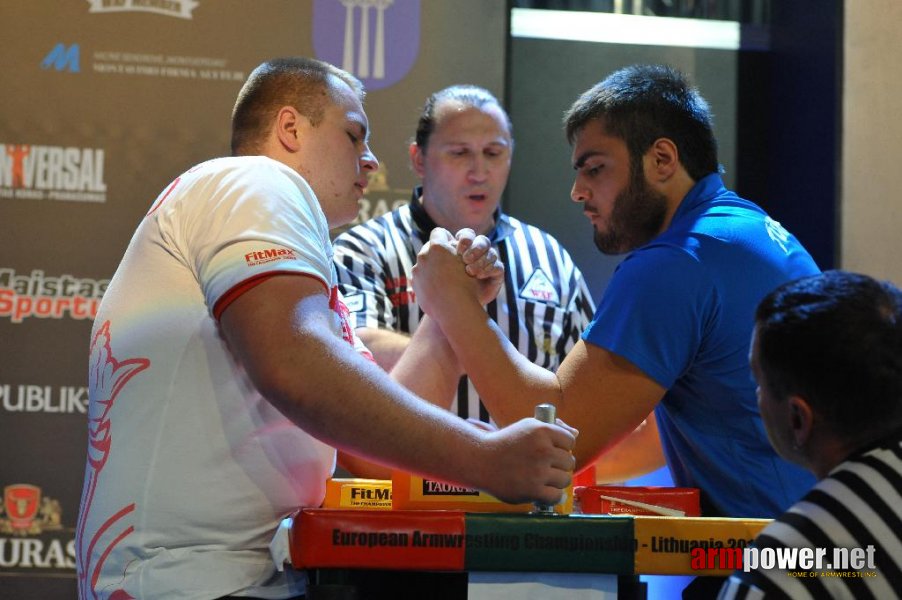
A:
0;484;76;571
0;268;108;324
0;537;76;570
1;485;63;537
1;143;107;203
421;479;480;496
86;0;199;19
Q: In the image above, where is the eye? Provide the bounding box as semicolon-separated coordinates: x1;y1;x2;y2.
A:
585;163;603;176
450;148;469;157
347;132;359;144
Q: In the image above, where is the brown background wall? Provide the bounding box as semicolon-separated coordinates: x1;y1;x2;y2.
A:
0;1;507;595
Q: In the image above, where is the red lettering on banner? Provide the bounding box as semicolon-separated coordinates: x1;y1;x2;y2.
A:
690;547;743;570
0;289;100;323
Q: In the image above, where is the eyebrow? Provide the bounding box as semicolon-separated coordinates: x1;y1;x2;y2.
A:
443;138;511;147
349;114;369;142
573;150;603;170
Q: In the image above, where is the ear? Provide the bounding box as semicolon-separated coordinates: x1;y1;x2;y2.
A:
275;106;302;152
644;138;679;182
788;395;815;448
409;142;426;178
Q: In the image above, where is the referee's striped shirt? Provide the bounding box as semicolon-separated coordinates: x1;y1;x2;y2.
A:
333;189;595;423
718;431;902;599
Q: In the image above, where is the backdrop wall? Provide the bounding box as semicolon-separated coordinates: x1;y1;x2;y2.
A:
0;1;506;596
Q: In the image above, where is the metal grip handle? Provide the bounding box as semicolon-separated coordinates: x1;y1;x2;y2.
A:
532;403;557;514
534;403;556;424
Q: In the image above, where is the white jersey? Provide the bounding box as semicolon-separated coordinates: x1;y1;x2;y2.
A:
76;156;364;599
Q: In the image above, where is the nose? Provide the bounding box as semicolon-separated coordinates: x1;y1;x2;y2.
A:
571;177;589;203
360;144;379;173
468;155;489;183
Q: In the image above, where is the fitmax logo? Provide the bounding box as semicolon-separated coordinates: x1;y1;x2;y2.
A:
42;43;80;73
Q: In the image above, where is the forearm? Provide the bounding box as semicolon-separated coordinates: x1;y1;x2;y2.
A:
335;318;461;480
271;325;490;485
431;294;559;426
591;414;666;483
339;319;460;479
357;327;410;371
390;315;461;410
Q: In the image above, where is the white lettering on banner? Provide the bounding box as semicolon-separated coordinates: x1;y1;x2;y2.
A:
87;0;199;20
742;545;878;572
0;384;88;414
1;145;105;192
1;144;108;203
0;538;76;569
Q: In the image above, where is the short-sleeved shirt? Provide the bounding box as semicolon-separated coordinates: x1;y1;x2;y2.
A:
76;156;366;599
583;173;819;518
333;189;595;422
718;430;902;599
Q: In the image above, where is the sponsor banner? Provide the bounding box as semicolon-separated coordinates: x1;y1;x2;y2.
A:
1;383;88;415
0;144;107;204
691;544;879;578
86;0;199;20
0;268;107;324
633;516;769;575
39;42;244;82
313;0;420;91
91;50;245;82
0;484;75;576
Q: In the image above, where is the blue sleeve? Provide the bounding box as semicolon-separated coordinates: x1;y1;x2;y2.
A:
582;245;717;388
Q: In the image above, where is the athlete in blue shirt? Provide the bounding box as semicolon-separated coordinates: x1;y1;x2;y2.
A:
412;64;819;521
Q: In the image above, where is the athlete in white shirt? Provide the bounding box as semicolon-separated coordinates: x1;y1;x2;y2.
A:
75;57;576;600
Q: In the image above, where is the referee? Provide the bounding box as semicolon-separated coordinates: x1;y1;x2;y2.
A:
333;85;594;467
719;271;902;598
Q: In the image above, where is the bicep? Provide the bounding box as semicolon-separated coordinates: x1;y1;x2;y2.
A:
556;340;666;470
218;273;333;402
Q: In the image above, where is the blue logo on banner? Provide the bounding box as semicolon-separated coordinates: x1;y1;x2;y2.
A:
313;0;419;91
42;43;80;73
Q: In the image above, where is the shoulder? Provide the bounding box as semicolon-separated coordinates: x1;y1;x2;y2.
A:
613;243;709;291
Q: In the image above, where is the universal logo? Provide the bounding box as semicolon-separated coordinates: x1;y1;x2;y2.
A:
86;0;199;19
1;484;63;536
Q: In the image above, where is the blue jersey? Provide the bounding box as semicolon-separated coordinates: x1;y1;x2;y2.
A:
583;173;819;518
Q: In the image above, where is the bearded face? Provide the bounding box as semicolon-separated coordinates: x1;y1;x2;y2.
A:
592;156;669;255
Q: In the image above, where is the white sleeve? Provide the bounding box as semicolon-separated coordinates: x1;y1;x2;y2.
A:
167;158;333;318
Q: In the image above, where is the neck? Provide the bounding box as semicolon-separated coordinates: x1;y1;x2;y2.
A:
657;170;697;234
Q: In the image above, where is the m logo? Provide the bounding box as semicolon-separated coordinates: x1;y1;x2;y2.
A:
313;0;420;91
41;43;80;73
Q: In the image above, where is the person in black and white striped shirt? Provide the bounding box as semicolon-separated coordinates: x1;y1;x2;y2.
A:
719;270;902;599
333;85;594;442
